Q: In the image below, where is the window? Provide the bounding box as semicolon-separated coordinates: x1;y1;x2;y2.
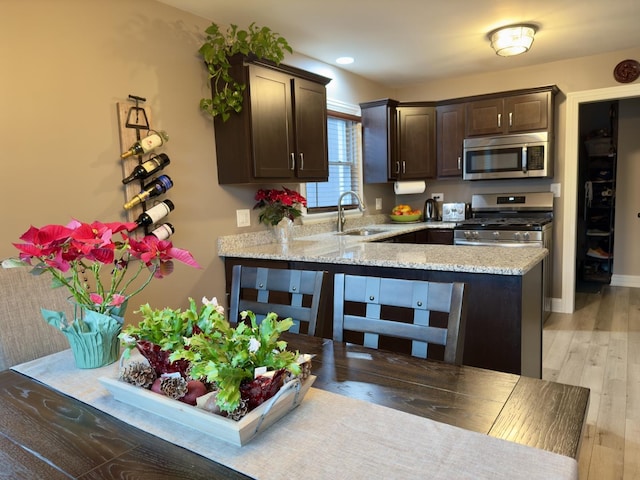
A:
304;107;362;214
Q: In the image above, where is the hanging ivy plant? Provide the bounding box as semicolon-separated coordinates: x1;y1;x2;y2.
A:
199;22;293;122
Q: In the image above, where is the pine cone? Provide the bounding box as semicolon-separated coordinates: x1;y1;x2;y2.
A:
160;376;188;399
225;398;249;421
299;359;312;381
121;361;157;388
284;357;312;383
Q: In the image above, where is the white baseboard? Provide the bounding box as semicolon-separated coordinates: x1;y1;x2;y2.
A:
550;297;569;314
611;274;640;288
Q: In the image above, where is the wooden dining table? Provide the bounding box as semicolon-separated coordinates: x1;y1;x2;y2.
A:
1;334;589;479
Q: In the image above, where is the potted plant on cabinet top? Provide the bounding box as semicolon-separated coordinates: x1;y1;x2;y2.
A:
198;22;292;121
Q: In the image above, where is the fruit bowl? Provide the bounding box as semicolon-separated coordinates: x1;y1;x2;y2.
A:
389;213;422;222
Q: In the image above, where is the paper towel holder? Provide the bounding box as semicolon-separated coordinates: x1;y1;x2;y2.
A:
394;181;426;195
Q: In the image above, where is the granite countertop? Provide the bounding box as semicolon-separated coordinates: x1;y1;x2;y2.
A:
217;215;547;276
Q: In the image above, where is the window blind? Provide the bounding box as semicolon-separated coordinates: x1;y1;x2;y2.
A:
306;115;362;212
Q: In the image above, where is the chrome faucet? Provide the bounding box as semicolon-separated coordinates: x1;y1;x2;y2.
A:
337;191;366;232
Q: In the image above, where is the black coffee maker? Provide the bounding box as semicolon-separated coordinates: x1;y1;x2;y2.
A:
424;198;440;222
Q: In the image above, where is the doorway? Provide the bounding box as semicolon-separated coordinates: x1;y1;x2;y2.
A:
562;84;640;313
575;101;618;293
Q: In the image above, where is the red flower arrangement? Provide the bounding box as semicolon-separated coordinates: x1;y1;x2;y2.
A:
3;219;200;318
253;187;307;226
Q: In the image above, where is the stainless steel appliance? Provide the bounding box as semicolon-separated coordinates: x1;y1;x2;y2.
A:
424;198;439;222
462;132;551;180
453;192;553;317
441;203;467;222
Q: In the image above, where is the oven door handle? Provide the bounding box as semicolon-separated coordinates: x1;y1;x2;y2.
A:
522;146;528;173
454;239;543;248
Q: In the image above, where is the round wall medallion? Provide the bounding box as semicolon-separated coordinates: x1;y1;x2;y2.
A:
613;59;640;83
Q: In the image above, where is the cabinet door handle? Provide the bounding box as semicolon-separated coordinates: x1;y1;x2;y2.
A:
290;153;295;170
395;161;400;174
457;156;461;170
299;152;304;170
497;113;502;128
509;112;513;127
402;161;406;174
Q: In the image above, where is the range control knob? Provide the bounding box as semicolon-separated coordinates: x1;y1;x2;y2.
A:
492;231;500;239
523;232;530;241
514;232;521;241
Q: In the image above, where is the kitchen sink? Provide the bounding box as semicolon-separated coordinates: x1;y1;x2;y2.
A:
338;228;386;236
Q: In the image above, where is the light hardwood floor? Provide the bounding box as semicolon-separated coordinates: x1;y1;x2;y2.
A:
543;286;640;480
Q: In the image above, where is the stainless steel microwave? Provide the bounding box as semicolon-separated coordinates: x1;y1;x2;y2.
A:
462;132;551;180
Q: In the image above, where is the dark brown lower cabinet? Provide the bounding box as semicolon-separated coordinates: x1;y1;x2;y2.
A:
223;256;543;378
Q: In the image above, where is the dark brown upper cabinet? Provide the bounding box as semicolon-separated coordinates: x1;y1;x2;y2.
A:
436;103;465;177
465;88;556;137
213;56;330;184
361;99;436;183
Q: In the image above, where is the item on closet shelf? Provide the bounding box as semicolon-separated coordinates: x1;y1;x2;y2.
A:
595;169;613;181
122;153;171;184
124;175;173;210
134;200;175;227
121;130;169;159
586;228;610;236
587;247;611;259
585;181;593;207
585;136;613;156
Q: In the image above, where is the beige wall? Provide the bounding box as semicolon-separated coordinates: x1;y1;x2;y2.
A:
2;0;639;320
614;99;640;277
0;0;389;323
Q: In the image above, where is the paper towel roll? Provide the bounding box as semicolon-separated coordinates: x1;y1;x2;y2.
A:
394;181;426;195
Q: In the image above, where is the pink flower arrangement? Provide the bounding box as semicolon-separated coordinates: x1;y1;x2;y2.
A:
253;187;307;226
4;219;200;316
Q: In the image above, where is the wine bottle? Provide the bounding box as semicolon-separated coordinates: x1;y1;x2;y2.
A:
134;200;175;227
123;175;173;210
121;130;169;159
149;223;174;240
122;153;171;184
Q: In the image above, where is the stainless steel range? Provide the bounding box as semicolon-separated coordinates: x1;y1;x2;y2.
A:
454;192;553;317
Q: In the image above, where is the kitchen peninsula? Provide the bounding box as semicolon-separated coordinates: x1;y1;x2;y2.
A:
218;218;547;378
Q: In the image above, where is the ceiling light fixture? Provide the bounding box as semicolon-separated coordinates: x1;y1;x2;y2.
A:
488;24;537;57
336;56;354;65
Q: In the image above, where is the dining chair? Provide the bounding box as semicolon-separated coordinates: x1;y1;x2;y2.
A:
0;265;71;370
333;273;467;364
229;265;326;336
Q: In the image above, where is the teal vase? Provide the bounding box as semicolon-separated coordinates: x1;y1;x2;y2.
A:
41;303;127;369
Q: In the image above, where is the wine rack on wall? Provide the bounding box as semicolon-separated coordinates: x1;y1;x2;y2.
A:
116;95;173;238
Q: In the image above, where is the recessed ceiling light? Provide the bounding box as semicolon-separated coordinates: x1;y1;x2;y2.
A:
336;56;354;65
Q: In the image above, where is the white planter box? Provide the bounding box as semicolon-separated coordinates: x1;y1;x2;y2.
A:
99;374;315;446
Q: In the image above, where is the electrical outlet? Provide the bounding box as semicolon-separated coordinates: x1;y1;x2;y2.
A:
236;209;251;227
550;183;561;198
375;198;382;210
431;193;444;202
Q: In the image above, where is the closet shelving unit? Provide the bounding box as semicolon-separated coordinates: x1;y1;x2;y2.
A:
580;105;617;284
